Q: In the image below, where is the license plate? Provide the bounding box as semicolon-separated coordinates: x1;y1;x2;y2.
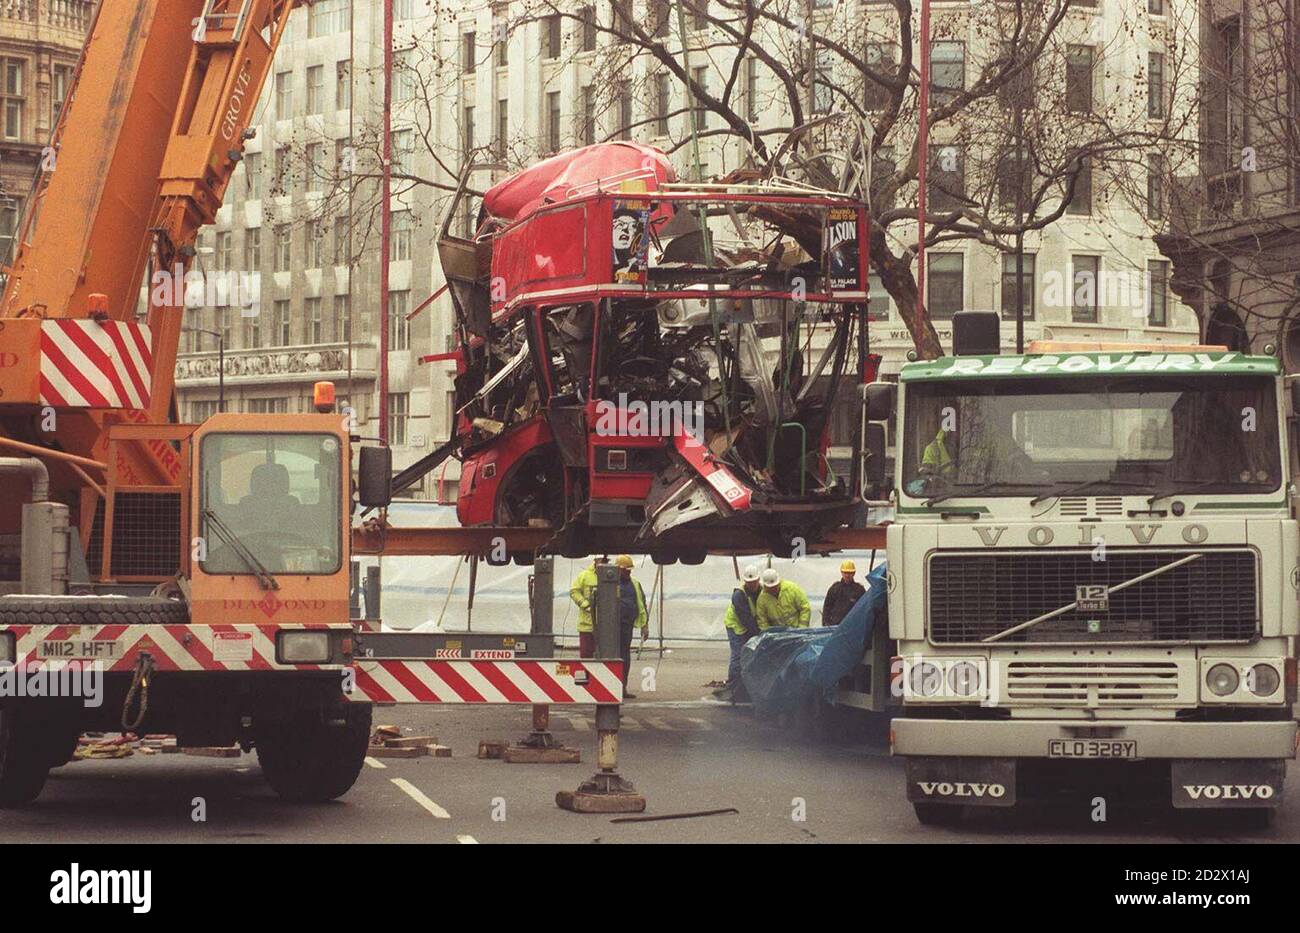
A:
1048;739;1136;759
36;639;121;661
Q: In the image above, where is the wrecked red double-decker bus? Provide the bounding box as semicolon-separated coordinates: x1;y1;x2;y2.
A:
430;143;875;561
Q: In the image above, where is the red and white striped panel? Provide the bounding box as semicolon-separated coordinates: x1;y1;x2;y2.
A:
351;659;624;705
39;320;153;410
4;623;349;673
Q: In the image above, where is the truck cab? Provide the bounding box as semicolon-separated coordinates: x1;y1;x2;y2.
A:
873;319;1298;825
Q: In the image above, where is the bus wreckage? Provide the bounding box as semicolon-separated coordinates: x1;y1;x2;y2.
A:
419;143;879;561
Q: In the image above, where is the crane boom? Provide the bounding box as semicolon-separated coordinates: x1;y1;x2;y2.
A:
0;0;305;533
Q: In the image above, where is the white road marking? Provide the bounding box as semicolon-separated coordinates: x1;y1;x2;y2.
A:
457;835;478;844
619;718;643;731
391;778;450;819
364;756;386;769
686;717;713;731
644;716;673;730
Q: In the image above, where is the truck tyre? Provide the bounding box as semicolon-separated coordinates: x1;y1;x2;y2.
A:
256;703;372;803
0;707;51;807
912;802;965;826
0;596;188;627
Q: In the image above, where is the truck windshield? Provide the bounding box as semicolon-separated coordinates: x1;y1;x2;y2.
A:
901;375;1281;500
199;433;342;575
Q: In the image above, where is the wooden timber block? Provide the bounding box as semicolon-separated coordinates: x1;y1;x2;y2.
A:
503;745;581;764
555;790;647;813
429;744;452;758
181;746;241;758
384;736;439;749
367;745;426;759
478;741;507;759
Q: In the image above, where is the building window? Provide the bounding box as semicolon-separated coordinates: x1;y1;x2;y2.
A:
394;0;414;19
305;142;325;192
1148;260;1169;327
997;147;1031;213
651;0;670;37
51;64;72;125
1147;152;1165;221
1147;51;1165;118
864;43;896;112
244;152;263;199
389;291;410;350
390;210;412;261
333;216;349;264
463;31;477;73
930;42;964;105
1065;45;1094;113
306;65;324;114
244;227;262;269
0;198;21;265
616;82;632;140
1001;253;1035;321
579;85;595;146
1148;0;1164;14
2;58;25;140
927;253;964;321
611;0;632;40
248;397;289;414
305;220;323;268
690;68;708;128
274;225;291;272
496;98;509;158
693;0;710;30
1066;156;1092;215
336;60;352;110
274;299;291;346
334;293;351;342
394;49;416;104
393;129;415;175
655;73;671;136
928;145;965;213
812;46;834;114
275;70;293;118
274;145;290;193
1072;255;1100;323
462;104;475;156
546;91;562;153
581;5;597;51
215;231;233;272
544;14;562;59
867;273;889;321
388;393;410;447
743;57;759;121
244;314;261;349
307;296;323;343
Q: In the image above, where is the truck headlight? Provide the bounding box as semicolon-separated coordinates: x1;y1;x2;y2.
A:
1207;663;1239;697
1249;663;1281;698
947;661;982;697
278;631;330;664
1200;659;1286;703
900;656;987;702
909;662;943;697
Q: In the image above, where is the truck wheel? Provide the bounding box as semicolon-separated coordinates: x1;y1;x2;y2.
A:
0;708;50;807
256;704;372;803
0;595;188;627
912;802;964;826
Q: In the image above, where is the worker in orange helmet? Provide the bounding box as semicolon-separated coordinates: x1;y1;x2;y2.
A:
613;555;648;698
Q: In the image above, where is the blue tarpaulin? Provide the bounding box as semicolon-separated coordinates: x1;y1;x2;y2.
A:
740;562;888;715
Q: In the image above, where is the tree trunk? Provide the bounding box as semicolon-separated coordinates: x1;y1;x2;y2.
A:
870;226;944;360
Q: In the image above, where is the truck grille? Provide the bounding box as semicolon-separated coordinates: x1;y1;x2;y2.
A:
1004;660;1184;706
928;549;1258;644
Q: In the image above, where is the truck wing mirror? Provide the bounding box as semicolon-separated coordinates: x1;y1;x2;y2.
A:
862;423;889;499
863;383;896;422
358;446;393;509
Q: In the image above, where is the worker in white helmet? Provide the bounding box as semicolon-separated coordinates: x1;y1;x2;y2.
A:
718;562;763;699
821;559;867;627
755;568;811;631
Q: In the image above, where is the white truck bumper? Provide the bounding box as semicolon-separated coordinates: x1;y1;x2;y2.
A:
893;717;1298;759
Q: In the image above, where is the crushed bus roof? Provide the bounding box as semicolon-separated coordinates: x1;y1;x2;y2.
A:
898;350;1281;382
